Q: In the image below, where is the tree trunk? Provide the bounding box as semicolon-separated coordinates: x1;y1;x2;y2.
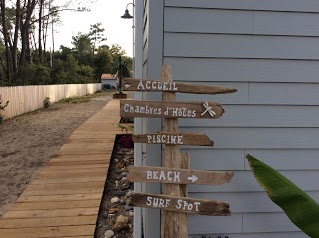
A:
0;0;13;83
20;0;37;65
12;0;21;73
38;0;44;62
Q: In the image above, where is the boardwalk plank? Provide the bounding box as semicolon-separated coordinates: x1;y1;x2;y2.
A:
0;225;95;238
16;194;102;203
10;200;101;210
0;215;96;228
3;208;99;219
0;100;123;237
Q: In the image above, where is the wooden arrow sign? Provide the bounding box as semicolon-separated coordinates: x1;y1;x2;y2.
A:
122;78;237;95
127;166;234;185
120;100;224;119
133;132;213;146
126;192;231;216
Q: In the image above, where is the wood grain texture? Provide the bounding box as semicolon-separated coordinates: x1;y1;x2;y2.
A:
122;78;237;94
120;99;224;119
127;192;231;216
133;132;214;146
160;64;187;238
127;166;233;185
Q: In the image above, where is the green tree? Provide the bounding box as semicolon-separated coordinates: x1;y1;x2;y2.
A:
93;48;113;80
112;55;132;93
89;22;107;54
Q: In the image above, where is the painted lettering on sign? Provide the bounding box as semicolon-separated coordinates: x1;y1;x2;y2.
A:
122;78;238;95
120;100;224;119
146;196;200;212
123;104;196;118
136;80;178;91
147;134;183;145
127;192;231;216
133;133;214;146
146;170;181;182
127;166;234;185
146;196;171;208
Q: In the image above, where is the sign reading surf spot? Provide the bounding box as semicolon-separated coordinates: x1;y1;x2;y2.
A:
127;192;231;216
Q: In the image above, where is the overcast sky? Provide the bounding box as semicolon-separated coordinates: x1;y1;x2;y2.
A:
52;0;134;56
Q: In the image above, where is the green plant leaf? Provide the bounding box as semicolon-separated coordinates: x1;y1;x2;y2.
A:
246;154;319;237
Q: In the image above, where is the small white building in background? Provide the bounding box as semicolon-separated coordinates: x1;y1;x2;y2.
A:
101;74;117;89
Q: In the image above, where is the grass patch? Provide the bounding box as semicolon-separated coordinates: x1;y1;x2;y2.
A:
59;90;114;104
59;96;90;103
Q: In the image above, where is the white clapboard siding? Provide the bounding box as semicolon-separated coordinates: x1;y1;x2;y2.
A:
177;83;319;105
189;214;303;235
165;8;319;37
189;171;319;192
180;128;319;149
181;149;319;171
189;214;243;234
189;232;306;238
249;83;319;105
190;191;319;213
165;8;253;35
164;33;319;60
164;57;319;83
140;0;319;237
165;0;319;13
0;84;101;119
243;213;300;233
179;105;319;127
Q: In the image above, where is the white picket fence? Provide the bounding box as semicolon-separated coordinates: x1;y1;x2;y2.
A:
0;83;101;119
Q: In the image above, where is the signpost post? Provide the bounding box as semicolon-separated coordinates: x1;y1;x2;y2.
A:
120;64;237;238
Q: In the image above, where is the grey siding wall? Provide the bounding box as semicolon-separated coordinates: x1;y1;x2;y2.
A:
141;0;163;237
161;1;319;237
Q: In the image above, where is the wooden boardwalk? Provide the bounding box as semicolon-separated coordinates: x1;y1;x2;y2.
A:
0;99;124;238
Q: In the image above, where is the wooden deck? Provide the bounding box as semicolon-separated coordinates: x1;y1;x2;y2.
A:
0;99;124;238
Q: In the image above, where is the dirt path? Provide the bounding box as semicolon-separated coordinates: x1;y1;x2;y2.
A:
0;91;113;217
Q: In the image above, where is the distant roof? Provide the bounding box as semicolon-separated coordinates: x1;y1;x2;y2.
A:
101;73;117;80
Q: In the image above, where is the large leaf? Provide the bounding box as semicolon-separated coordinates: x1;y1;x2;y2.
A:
246;154;319;237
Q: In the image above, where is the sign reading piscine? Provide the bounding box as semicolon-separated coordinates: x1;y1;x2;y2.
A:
120;100;224;119
133;132;213;146
127;166;234;185
119;65;237;238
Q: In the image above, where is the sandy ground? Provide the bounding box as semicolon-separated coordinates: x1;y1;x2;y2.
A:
0;91;114;217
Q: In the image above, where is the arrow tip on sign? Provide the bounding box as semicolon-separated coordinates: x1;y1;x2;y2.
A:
188;175;198;183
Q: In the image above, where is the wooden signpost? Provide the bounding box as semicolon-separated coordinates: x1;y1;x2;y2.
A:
123;78;237;94
120;65;237;238
127;166;234;185
126;192;230;216
120;100;224;119
133;132;214;146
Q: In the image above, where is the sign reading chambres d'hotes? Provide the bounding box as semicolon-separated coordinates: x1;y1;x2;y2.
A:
133;132;213;146
127;166;234;185
127;192;231;216
120;100;224;119
122;78;237;95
